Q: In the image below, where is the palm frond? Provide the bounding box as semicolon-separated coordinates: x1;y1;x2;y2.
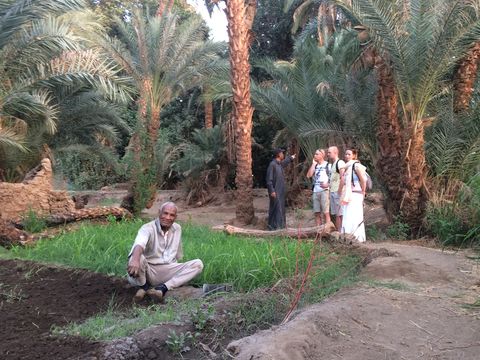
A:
426;95;480;182
174;126;225;176
0;0;85;48
0;125;27;151
97;9;222;108
337;0;480;119
154;133;183;188
17;49;134;103
51;89;130;149
291;0;315;34
2;15;82;75
252;30;369;156
2;89;58;134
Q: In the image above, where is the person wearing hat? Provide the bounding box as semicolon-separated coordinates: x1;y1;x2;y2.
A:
266;148;296;230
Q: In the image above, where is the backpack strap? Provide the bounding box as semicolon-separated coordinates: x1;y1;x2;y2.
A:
312;163;319;190
335;160;339;173
351;161;360;186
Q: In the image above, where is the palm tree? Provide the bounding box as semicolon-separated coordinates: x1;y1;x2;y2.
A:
225;0;257;224
336;0;480;232
97;8;224;213
53;115;130;189
252;31;374;156
0;1;132;180
7;85;131;181
52;88;130;148
200;0;258;224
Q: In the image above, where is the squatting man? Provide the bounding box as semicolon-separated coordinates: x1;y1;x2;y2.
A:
127;202;203;302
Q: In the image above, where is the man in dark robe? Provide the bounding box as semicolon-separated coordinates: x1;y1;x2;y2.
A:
266;148;295;230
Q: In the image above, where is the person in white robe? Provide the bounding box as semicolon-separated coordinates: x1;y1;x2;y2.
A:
338;149;367;242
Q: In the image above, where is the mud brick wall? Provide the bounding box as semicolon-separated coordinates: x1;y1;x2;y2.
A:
0;159;75;221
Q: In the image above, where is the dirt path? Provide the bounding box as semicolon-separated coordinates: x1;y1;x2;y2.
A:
227;243;480;359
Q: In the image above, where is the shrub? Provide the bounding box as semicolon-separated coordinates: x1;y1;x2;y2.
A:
56;151;126;190
386;216;410;240
366;224;387;242
426;174;480;247
22;209;47;233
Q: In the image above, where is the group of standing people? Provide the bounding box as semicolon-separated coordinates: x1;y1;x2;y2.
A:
266;146;367;242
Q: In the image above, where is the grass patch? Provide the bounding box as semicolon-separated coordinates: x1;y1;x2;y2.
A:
0;283;26;303
53;299;178;340
300;253;361;304
53;297;214;341
8;219;144;276
97;197;120;207
7;220;345;291
366;225;387;242
0;246;10;258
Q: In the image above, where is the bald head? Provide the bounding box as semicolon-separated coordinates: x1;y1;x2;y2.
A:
327;146;339;161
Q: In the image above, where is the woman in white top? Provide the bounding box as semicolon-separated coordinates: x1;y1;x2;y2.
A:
338;149;367;242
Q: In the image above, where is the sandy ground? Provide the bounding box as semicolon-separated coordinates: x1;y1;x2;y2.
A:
140;188;388;230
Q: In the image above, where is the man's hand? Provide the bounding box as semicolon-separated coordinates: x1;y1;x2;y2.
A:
127;259;140;278
270;191;277;199
311;157;316;165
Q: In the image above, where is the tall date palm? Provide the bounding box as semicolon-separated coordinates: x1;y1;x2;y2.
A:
226;0;257;224
97;8;224;213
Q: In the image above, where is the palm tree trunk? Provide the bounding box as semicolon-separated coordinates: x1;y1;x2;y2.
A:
374;55;403;213
454;42;480;112
124;78;159;214
148;104;161;149
374;55;428;233
226;0;256;225
204;101;213;129
400;118;428;232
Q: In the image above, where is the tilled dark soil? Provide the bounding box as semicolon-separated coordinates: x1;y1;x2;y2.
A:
0;259;135;360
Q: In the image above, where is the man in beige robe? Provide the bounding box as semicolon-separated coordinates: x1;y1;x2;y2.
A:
127;202;203;302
